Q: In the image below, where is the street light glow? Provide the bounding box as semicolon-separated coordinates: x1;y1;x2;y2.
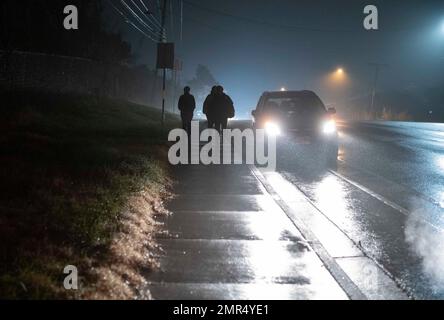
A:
326;67;347;86
280;87;286;91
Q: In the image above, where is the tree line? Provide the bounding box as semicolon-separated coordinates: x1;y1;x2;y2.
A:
0;0;131;63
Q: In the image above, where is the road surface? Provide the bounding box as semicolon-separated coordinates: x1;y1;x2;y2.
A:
147;120;443;300
274;120;444;299
147;164;355;299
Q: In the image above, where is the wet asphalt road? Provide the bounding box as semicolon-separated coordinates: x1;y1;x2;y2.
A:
274;120;444;299
149;120;443;299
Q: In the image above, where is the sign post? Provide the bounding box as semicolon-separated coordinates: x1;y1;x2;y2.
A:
157;42;175;127
156;0;174;128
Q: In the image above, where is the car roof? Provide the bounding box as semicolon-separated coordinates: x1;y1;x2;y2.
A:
262;90;319;99
258;90;327;111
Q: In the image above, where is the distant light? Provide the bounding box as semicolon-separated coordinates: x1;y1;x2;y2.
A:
280;87;286;92
337;68;344;74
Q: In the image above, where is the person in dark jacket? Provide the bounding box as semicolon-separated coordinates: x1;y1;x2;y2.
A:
178;86;196;133
213;86;235;132
203;86;217;129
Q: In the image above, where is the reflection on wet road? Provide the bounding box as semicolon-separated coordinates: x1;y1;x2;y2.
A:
276;121;444;299
148;164;349;300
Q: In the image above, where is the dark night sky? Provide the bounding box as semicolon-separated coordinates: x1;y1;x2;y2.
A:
106;0;444;115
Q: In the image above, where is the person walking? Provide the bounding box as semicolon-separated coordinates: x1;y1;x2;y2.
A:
213;86;235;132
203;86;217;129
178;86;196;134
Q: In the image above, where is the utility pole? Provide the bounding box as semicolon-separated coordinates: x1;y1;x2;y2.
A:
368;62;388;117
159;0;167;128
173;66;177;113
177;0;184;115
180;0;183;43
160;0;168;127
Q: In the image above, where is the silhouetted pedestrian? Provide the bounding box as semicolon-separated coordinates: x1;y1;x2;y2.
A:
178;86;196;133
203;86;218;129
213;86;235;132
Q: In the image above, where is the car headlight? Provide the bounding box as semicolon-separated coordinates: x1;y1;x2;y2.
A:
265;121;281;136
322;120;337;134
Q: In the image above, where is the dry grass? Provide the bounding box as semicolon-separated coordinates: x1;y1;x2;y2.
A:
82;167;172;300
0;90;179;299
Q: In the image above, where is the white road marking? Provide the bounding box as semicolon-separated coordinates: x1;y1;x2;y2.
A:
328;169;442;232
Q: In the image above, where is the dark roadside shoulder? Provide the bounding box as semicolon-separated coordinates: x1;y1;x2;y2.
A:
0;90;179;299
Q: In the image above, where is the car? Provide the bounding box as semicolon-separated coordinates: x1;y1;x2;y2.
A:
251;90;339;165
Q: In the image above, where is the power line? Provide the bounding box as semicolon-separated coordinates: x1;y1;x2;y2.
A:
130;0;161;31
120;0;151;30
122;0;162;37
121;0;165;40
139;0;164;29
133;0;164;32
139;0;150;12
107;0;158;42
183;0;358;33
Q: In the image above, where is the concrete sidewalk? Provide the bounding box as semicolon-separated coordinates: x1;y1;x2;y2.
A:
144;163;351;300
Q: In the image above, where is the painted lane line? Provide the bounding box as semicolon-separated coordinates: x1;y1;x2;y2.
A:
250;165;367;300
275;170;412;299
337;158;443;210
328;169;441;232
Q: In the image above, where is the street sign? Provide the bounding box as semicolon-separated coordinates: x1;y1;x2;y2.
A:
157;43;175;70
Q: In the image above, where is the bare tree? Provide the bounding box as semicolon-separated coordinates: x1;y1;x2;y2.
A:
187;64;218;106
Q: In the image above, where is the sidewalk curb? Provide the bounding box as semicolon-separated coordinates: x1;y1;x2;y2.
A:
249;165;368;300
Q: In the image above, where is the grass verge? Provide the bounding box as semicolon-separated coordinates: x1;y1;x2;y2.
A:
0;89;179;299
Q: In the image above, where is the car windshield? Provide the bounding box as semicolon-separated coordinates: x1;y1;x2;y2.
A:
263;95;326;116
